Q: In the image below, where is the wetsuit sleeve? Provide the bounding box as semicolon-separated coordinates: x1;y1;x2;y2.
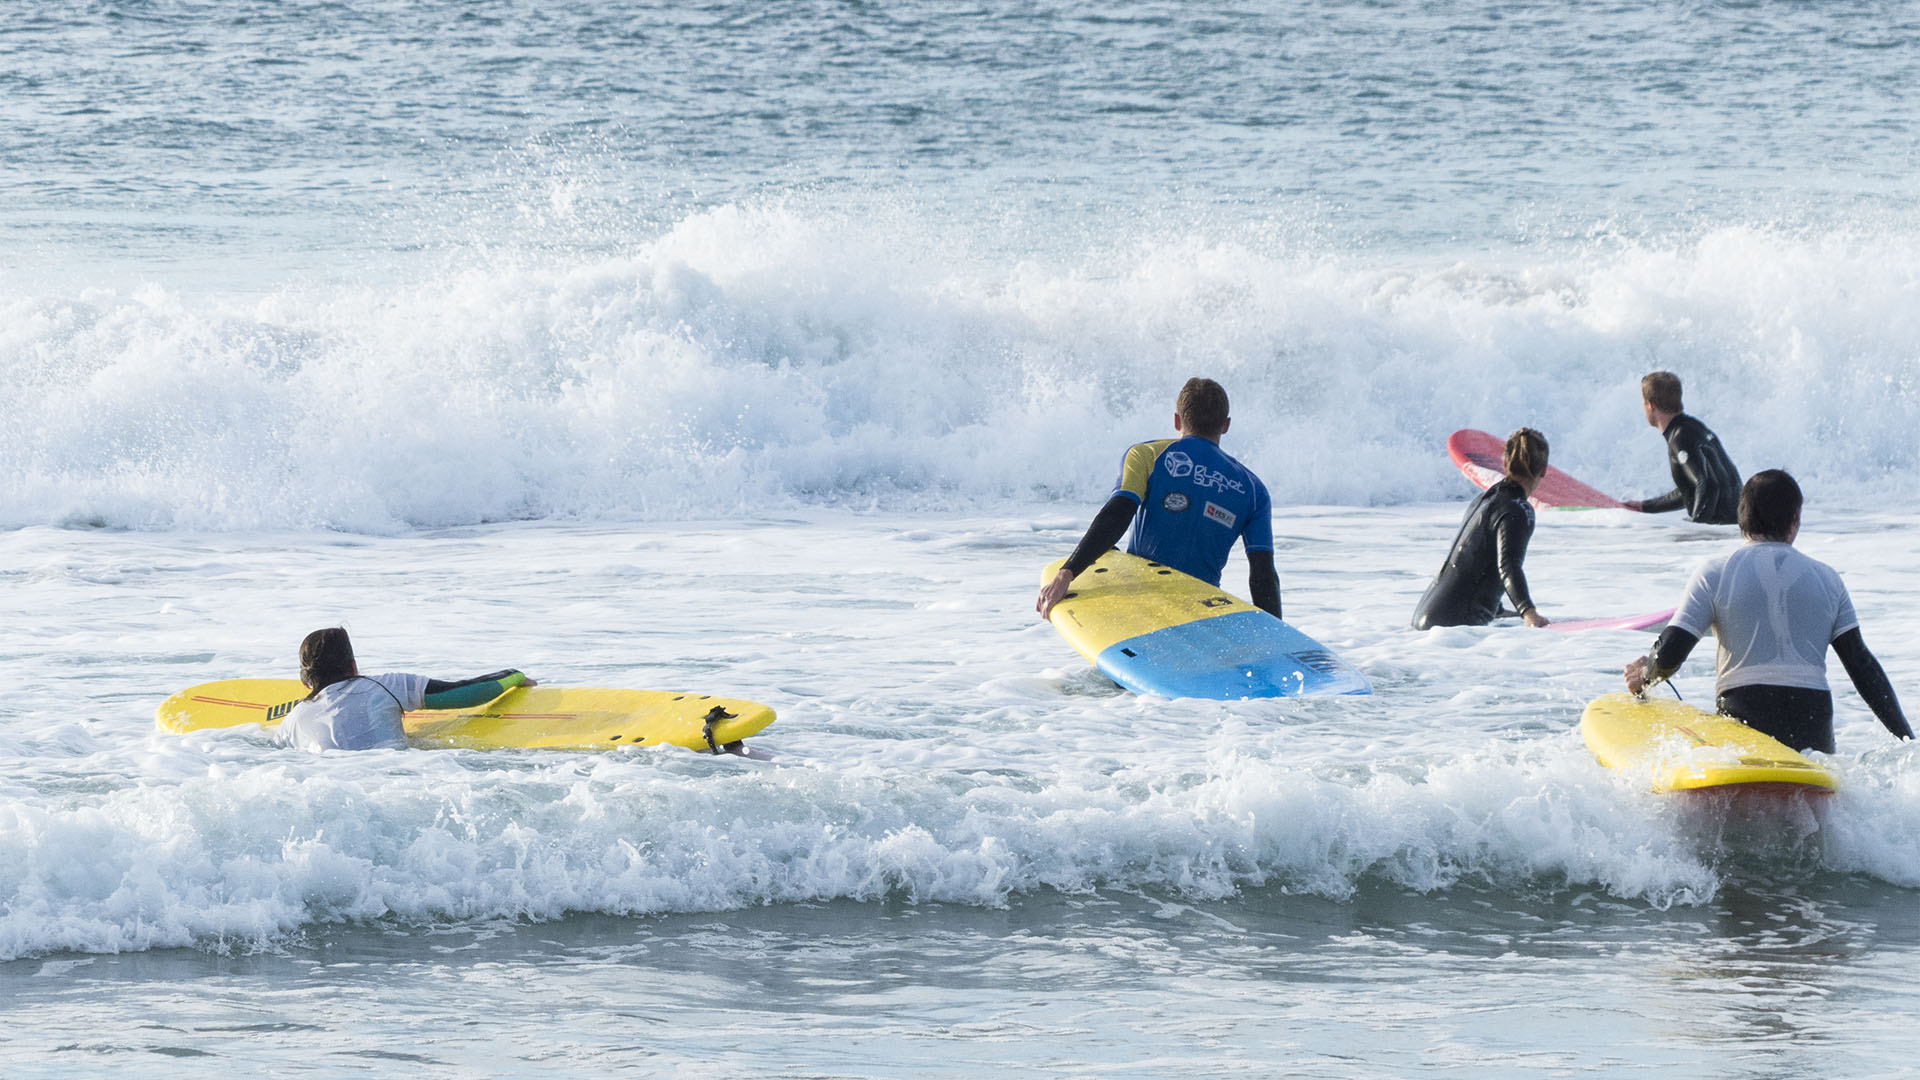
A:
422;670;528;709
1639;423;1693;515
1645;626;1700;684
1062;495;1138;577
1492;502;1536;615
1832;629;1913;739
1248;549;1281;620
1638;488;1686;515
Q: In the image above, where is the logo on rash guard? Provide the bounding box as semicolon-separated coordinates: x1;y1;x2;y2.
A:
1203;502;1236;528
1193;466;1246;493
1160;450;1247;493
1162;492;1190;512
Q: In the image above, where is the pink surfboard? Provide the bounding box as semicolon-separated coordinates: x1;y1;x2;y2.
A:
1542;608;1674;633
1447;429;1626;510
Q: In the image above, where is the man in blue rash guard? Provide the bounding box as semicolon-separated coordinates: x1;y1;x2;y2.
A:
1036;377;1280;620
1623;471;1911;754
276;626;536;752
1622;371;1740;525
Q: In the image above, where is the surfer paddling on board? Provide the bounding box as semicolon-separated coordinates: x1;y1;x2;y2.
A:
1621;371;1740;524
1623;470;1911;754
277;627;537;752
1036;377;1279;620
1412;428;1551;629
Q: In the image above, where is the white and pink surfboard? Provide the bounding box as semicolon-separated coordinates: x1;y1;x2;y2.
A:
1541;609;1674;633
1447;428;1625;510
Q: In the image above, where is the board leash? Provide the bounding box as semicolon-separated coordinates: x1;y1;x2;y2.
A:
1631;649;1682;703
699;705;736;753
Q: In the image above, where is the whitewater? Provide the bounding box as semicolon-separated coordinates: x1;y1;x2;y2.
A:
7;218;1920;532
5;0;1920;1075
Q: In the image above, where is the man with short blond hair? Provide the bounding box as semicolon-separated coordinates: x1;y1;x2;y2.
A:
1624;371;1740;525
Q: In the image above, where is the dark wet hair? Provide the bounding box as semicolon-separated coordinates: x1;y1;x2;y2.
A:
299;627;357;694
1739;469;1802;542
1503;427;1550;483
1641;371;1683;414
1176;377;1230;438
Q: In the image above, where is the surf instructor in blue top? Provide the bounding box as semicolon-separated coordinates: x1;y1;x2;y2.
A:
1036;377;1279;619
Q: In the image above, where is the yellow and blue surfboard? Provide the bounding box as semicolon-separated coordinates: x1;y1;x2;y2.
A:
1043;551;1371;699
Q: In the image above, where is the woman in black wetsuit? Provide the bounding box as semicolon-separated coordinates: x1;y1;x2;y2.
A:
1412;428;1551;630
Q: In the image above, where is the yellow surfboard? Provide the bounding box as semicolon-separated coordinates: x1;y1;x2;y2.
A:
156;679;775;753
1579;692;1835;793
1042;551;1369;698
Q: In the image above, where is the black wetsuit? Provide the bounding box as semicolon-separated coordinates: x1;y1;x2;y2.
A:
1642;627;1911;754
1412;479;1537;630
1639;413;1739;524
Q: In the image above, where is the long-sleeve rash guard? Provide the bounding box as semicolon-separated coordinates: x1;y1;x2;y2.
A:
1412;478;1537;630
1638;413;1740;524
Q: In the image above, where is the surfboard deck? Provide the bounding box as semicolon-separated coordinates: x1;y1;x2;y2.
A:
1043;551;1371;699
1448;428;1625;510
1580;692;1834;793
156;679;775;752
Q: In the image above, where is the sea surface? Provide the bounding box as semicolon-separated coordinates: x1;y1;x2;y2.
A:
4;1;1919;1075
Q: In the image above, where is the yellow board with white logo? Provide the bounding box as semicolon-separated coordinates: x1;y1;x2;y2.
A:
156;679;774;752
1579;692;1834;793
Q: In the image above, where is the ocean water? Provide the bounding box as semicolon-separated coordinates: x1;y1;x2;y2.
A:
4;0;1920;1074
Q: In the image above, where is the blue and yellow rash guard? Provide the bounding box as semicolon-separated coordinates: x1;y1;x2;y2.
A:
1112;436;1274;585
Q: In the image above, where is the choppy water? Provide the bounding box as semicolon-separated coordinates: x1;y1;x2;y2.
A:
5;0;1920;1074
7;510;1920;1073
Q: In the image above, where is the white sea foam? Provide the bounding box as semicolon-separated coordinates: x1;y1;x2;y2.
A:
4;208;1916;533
10;728;1920;961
